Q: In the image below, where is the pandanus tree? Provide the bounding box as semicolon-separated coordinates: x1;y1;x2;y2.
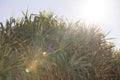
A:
0;11;120;80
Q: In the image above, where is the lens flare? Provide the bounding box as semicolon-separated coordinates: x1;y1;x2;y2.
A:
25;68;30;73
43;51;47;57
25;61;37;73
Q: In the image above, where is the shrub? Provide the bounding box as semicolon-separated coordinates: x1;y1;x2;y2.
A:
0;11;119;80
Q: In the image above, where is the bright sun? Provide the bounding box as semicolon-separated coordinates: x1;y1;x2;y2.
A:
77;0;113;24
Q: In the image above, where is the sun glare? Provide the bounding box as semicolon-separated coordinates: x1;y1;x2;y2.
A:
77;0;113;24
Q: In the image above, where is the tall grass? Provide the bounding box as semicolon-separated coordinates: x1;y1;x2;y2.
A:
0;11;120;80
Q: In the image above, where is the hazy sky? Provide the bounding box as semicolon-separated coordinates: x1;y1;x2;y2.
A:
0;0;120;48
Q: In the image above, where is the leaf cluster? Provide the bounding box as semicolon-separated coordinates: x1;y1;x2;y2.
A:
0;11;120;80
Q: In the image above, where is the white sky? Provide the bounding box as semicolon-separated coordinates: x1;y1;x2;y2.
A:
0;0;120;49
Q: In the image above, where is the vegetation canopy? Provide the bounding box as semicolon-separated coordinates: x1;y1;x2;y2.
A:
0;11;120;80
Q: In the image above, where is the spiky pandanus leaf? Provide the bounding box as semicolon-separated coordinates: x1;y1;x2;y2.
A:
0;11;120;80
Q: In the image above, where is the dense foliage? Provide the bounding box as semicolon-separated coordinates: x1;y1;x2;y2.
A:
0;11;120;80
